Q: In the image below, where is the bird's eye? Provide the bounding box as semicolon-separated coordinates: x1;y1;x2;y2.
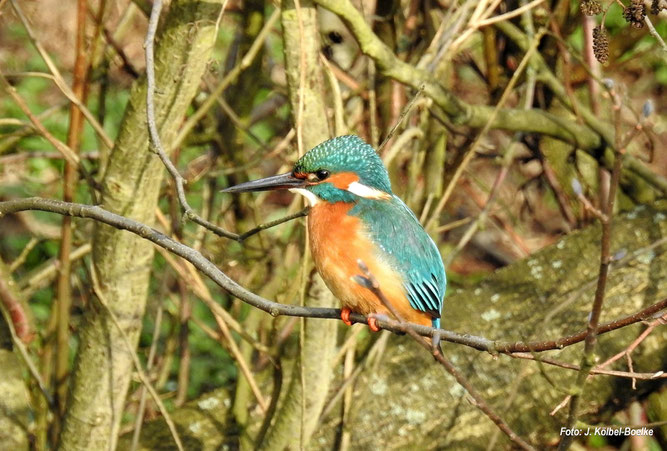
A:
315;169;330;181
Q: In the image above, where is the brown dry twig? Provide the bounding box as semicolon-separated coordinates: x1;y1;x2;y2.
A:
353;260;535;451
143;4;306;243
558;84;625;451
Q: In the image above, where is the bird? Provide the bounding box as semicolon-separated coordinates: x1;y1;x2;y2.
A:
223;135;446;336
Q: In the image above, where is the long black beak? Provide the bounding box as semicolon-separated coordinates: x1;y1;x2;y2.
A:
221;172;306;193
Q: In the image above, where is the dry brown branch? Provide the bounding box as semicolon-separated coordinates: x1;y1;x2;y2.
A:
558;84;626;451
353;260;535;451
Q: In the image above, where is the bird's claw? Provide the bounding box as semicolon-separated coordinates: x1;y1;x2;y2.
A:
367;315;380;332
341;309;382;332
341;307;353;326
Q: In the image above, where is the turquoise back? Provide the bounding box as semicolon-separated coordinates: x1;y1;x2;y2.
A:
350;196;446;320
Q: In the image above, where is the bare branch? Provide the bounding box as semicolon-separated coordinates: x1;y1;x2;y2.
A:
353;260;535;451
314;0;601;150
144;4;302;243
0;198;664;355
558;84;625;451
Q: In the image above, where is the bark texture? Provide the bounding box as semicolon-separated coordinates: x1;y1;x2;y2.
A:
58;1;223;449
258;1;337;449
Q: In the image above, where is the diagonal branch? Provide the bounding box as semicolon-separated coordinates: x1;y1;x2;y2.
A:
313;0;600;150
496;20;667;195
313;0;667;196
144;2;304;242
353;260;535;451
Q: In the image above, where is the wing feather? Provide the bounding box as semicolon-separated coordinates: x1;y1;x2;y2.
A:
351;196;446;318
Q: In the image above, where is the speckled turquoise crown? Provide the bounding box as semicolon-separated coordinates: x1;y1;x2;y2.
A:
295;135;392;193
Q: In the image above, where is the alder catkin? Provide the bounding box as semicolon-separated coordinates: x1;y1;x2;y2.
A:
623;0;646;28
592;26;610;64
581;0;603;16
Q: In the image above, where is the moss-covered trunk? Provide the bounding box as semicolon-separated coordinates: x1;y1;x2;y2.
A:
314;202;667;449
58;1;223;449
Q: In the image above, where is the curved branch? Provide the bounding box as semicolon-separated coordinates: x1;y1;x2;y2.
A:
1;198;665;354
313;0;667;197
313;0;600;150
495;20;667;195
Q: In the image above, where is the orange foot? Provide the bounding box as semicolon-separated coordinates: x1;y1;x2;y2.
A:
341;307;352;326
367;316;380;332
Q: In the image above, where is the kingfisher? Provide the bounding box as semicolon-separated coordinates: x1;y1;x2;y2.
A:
223;135;446;335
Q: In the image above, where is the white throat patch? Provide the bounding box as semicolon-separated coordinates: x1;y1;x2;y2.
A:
289;188;320;206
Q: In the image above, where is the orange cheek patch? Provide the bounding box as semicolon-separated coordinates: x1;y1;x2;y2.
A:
328;172;359;190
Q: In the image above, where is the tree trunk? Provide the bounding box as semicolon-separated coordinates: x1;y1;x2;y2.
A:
58;1;223;449
258;1;337;449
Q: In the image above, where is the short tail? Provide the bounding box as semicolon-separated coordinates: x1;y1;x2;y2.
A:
431;318;442;354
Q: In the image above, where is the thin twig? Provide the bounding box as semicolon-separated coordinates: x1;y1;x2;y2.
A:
8;237;39;273
378;86;424;153
476;0;546;27
446;15;540;261
558;86;625;451
153;244;271;354
130;305;163;451
143;4;300;243
144;0;236;236
0;70;100;193
644;15;667;54
173;10;279;150
0;72;79;165
153;237;270;411
509;353;666;380
427;28;546;230
353;261;535;451
237;208;310;241
596;313;666;371
9;0;113;150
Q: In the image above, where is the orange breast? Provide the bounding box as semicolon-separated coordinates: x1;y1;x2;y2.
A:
308;202;432;326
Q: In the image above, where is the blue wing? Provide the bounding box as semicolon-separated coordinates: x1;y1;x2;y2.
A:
350;196;446;324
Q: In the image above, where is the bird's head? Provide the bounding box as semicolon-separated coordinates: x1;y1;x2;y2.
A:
222;135;392;205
